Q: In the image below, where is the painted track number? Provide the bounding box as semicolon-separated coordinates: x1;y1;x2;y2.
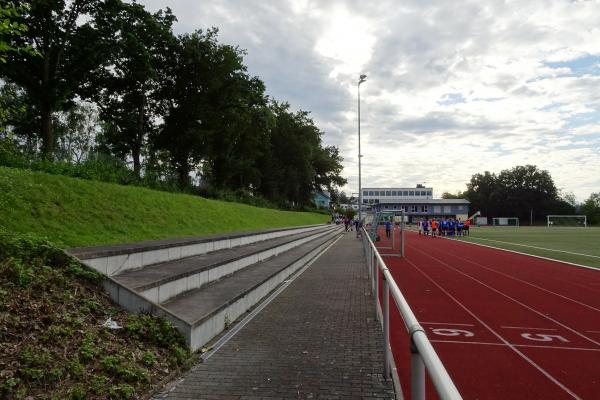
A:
431;328;475;337
521;333;569;343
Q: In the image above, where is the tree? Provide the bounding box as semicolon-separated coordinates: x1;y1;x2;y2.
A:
442;191;465;199
338;191;349;204
255;102;345;208
0;2;33;62
463;165;571;223
497;165;558;222
83;2;176;177
53;103;98;163
0;0;113;157
464;171;501;218
581;193;600;226
154;29;223;189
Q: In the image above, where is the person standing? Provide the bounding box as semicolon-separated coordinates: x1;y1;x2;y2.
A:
385;220;392;238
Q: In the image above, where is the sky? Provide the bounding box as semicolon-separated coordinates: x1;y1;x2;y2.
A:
139;0;600;202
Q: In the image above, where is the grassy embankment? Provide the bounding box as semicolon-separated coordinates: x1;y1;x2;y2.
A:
0;166;329;399
0;166;329;248
457;226;600;268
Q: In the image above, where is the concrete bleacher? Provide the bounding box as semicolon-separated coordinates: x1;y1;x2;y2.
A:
68;224;342;351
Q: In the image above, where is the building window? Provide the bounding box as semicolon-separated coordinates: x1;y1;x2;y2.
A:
421;205;428;212
374;191;380;196
392;191;397;196
363;199;368;204
386;190;391;196
384;205;388;209
403;191;408;196
427;190;432;197
443;205;451;213
409;191;415;196
458;205;464;210
374;199;379;204
369;199;374;204
411;205;417;212
421;191;426;196
369;191;374;196
363;191;368;197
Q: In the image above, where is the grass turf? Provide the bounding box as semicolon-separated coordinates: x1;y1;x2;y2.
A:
455;226;600;268
0;166;329;248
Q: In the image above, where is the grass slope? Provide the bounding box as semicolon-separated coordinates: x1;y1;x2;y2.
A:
457;226;600;268
0;166;328;248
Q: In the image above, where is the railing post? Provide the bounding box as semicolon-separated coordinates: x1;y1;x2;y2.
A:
383;275;390;379
374;259;379;320
411;342;426;400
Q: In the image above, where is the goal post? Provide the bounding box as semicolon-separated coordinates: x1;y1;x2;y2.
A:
492;217;519;227
547;215;587;228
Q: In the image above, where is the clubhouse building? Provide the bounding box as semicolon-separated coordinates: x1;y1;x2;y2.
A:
362;185;470;222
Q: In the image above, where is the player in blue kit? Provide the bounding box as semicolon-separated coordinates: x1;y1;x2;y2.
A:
441;218;448;236
457;219;464;236
422;218;430;236
448;219;456;236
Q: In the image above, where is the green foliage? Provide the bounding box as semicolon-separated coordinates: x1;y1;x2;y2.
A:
463;165;574;222
581;192;600;226
0;2;33;62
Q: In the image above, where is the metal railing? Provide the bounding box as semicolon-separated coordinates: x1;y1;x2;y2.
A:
362;226;462;400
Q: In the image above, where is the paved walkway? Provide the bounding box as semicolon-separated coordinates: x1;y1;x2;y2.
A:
154;232;395;400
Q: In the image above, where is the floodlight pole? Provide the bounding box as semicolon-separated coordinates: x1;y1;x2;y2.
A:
358;74;367;223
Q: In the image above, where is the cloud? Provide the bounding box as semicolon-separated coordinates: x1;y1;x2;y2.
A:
137;0;600;202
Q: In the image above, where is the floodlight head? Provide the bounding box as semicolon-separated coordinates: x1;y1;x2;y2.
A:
359;74;367;84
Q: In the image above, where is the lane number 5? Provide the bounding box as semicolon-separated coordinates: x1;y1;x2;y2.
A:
521;333;569;343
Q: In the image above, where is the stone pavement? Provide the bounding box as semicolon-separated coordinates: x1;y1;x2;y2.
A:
154;232;395;400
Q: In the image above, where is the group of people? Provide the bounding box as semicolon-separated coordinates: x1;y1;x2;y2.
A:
417;217;470;237
334;216;361;233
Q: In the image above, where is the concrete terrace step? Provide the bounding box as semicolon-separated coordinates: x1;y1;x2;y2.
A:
112;226;335;304
162;229;343;350
67;224;328;277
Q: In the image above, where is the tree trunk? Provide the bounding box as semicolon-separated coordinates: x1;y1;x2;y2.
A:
177;163;190;190
132;95;145;178
132;145;141;178
40;104;53;158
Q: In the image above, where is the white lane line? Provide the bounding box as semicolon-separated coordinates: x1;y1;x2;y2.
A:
433;248;600;313
501;326;557;331
421;321;475;327
430;340;600;352
404;257;583;400
441;234;599;272
586;330;600;334
461;236;600;259
411;245;600;348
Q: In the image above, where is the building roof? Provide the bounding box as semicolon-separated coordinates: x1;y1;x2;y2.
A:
378;199;470;205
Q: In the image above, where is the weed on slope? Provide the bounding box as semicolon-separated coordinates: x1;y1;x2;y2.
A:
0;231;193;399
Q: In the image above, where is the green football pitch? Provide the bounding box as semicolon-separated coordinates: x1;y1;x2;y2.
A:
455;226;600;269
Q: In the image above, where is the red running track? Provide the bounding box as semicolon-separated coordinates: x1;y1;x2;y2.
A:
373;227;600;399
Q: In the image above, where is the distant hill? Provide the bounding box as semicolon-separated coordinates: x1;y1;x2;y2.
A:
0;166;328;248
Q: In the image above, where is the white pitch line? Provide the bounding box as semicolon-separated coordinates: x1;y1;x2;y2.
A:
501;326;557;331
430;339;600;352
420;321;475;327
461;236;600;259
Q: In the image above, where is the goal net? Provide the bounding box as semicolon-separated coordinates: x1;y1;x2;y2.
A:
547;215;587;228
492;217;519;227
